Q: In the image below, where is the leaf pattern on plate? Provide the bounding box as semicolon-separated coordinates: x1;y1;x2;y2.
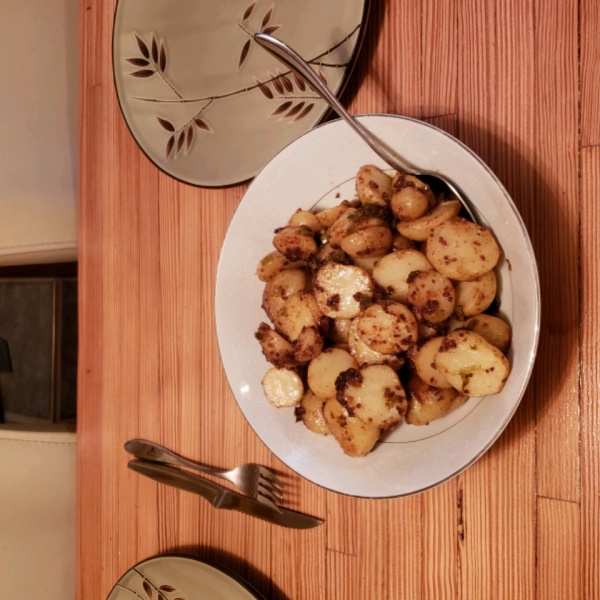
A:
143;581;153;598
261;25;281;35
280;72;293;93
166;134;175;159
176;131;186;156
270;72;284;94
239;39;251;68
151;35;159;63
134;34;150;59
256;78;274;99
159;585;177;592
317;68;328;85
242;1;256;21
294;102;314;121
292;71;306;91
261;7;273;27
159;42;167;72
157;117;175;132
131;69;155;78
126;58;150;67
186;125;194;150
285;101;305;118
271;100;293;116
194;118;211;131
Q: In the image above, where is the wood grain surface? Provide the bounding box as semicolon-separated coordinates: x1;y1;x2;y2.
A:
78;0;599;598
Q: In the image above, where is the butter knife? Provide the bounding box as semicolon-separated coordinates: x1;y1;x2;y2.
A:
128;459;323;530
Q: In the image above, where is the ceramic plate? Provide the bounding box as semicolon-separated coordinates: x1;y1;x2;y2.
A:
112;0;368;187
215;115;540;498
106;555;264;600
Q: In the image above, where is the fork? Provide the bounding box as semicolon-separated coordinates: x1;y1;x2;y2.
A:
124;439;284;510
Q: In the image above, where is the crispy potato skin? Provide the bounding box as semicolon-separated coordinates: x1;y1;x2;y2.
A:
356;165;393;206
295;390;330;436
255;323;298;369
273;226;318;262
405;376;467;425
356;301;418;354
407;269;456;325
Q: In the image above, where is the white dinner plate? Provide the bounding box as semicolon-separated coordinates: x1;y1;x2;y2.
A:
215;115;540;497
112;0;368;187
106;555;264;600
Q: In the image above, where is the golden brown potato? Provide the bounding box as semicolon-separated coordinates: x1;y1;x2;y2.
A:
397;200;462;241
327;206;389;248
372;248;433;304
392;232;414;251
323;397;380;457
410;336;452;388
426;217;501;281
356;301;418;354
274;291;325;342
314;203;349;228
340;226;393;258
256;250;307;282
356;165;393;205
255;323;298;369
454;270;497;316
351;255;380;274
336;365;407;430
315;242;349;266
261;367;304;407
463;314;512;353
296;390;329;435
348;318;404;370
435;330;510;396
407;269;456;325
307;347;359;398
262;269;307;322
390;174;434;221
313;263;374;319
405;376;467;425
273;225;318;262
293;326;324;363
288;209;323;232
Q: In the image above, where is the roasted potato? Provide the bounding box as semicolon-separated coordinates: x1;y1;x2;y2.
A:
293;326;324;362
435;330;510;396
397;200;461;241
274;291;325;342
295;390;329;435
262;268;307;322
340;225;393;258
426;217;501;281
356;301;418;354
313;263;374;319
372;248;433;304
356;165;393;205
273;225;318;262
261;367;304;407
407;269;456;325
327;205;389;248
323;397;381;457
410;336;452;389
336;365;407;430
307;347;359;398
255;323;298;369
454;270;497;317
288;209;323;232
256;250;307;282
347;318;404;370
405;376;467;425
463;314;512;353
390;173;435;221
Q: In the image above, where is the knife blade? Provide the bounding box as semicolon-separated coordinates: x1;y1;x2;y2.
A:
128;459;323;530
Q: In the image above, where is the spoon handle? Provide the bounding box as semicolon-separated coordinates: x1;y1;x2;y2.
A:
253;32;412;174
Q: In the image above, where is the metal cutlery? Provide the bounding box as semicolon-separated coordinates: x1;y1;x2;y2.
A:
124;439;283;511
128;459;322;530
253;32;477;222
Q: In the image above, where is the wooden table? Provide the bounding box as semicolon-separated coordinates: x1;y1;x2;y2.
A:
78;0;599;598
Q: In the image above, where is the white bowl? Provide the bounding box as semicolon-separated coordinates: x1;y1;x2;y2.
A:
215;115;540;497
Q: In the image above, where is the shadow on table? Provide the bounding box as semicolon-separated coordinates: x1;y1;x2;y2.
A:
169;545;290;600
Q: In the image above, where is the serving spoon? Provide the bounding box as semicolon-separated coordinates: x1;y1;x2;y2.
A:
253;32;476;222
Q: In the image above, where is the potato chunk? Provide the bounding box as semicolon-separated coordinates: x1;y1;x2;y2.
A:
463;314;512;353
397;200;461;241
340;226;393;258
356;301;418;354
275;292;325;342
390;174;434;221
292;326;324;363
327;205;389;248
262;269;307;322
348;318;404;370
288;209;322;232
273;226;318;262
295;390;329;435
372;248;433;304
426;217;501;281
255;323;298;369
308;347;359;398
256;250;307;282
355;165;393;205
435;331;510;396
410;336;452;388
323;397;380;457
454;270;497;317
407;269;456;325
313;263;374;319
405;376;467;425
261;367;304;407
336;365;407;430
